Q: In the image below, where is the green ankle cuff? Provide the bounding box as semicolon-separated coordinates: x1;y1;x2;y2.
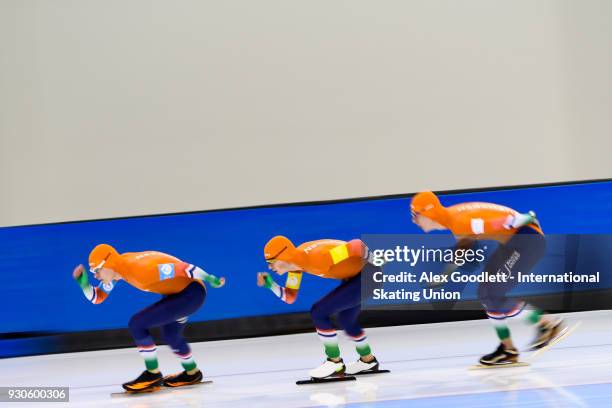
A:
495;325;511;340
526;310;543;325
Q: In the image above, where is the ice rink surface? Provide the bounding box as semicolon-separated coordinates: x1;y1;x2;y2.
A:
1;310;611;407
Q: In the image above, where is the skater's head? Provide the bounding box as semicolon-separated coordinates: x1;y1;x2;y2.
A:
411;191;449;232
89;244;122;284
264;236;300;275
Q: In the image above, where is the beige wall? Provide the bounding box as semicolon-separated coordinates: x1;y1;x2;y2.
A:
1;0;610;226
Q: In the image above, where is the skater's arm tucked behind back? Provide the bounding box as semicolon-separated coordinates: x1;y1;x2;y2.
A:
186;265;226;288
452;209;542;236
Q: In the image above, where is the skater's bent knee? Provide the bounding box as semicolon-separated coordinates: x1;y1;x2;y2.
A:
128;314;148;338
160;328;182;346
310;302;330;322
337;317;361;334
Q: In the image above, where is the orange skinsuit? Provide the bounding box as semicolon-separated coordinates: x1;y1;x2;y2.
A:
263;236;375;360
411;190;548;323
263;237;367;303
77;244;224;390
410;191;543;242
86;244;205;304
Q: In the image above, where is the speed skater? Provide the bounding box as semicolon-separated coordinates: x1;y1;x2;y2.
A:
258;236;384;379
411;191;566;366
73;244;225;392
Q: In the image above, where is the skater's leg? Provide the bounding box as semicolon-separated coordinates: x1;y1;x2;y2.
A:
160;318;205;387
523;304;566;349
479;287;520;352
525;308;543;325
310;306;340;360
511;229;550;327
478;305;524;365
128;282;206;372
478;228;551;364
128;308;160;372
522;303;559;329
337;305;372;360
336;265;376;360
160;319;197;373
337;303;381;374
478;243;524;365
478;230;543;349
311;273;364;360
503;228;565;348
333;269;381;374
311;287;351;359
484;302;525;350
122;306;165;391
307;274;366;379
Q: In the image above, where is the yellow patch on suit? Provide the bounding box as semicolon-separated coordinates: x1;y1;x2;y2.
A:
329;244;349;264
286;272;303;289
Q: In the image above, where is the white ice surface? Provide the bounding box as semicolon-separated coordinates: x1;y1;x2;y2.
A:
1;310;611;407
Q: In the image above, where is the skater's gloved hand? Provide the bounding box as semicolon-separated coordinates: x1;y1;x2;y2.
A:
73;264;90;290
257;272;273;288
507;211;540;229
205;275;225;288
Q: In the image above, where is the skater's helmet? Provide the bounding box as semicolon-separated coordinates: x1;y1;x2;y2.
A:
264;235;296;263
89;243;120;273
410;191;448;225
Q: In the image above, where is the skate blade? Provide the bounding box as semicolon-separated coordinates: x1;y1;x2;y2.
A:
111;386;162;397
469;362;530;370
111;381;212;397
296;375;356;385
351;369;391;376
164;380;213;388
529;322;581;360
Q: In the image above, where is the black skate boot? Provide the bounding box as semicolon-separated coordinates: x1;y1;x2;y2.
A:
479;343;519;366
529;319;566;350
122;370;163;392
163;369;203;387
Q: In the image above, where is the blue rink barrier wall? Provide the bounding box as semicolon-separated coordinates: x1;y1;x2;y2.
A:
0;179;610;357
